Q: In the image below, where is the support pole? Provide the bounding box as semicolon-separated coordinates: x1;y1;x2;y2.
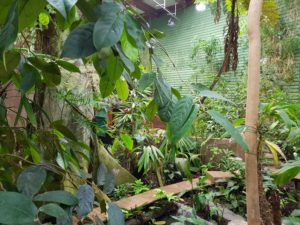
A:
244;0;263;224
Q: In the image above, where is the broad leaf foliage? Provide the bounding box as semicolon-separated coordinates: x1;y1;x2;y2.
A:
61;23;97;58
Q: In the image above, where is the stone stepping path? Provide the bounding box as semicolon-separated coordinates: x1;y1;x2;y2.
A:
87;172;232;222
206;171;234;183
86;168;300;224
88;178;203;222
115;178;201;210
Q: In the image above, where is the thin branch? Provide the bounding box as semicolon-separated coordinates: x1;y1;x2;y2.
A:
0;81;12;97
21;32;35;55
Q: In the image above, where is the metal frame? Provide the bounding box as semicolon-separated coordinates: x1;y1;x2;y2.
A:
151;0;179;20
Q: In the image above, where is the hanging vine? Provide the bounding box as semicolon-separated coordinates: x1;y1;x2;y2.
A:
223;0;239;72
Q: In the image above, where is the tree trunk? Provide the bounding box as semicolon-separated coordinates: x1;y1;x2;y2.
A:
97;144;136;186
244;0;263;224
34;14;61;128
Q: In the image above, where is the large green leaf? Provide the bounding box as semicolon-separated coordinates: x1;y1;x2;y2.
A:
0;51;20;82
120;29;138;63
94;2;122;17
273;160;300;186
107;203;125;225
0;192;37;225
19;0;47;31
282;217;300;225
34;190;78;206
123;13;144;50
61;23;97;59
76;184;95;218
207;110;249;152
96;163;108;186
39;203;68;219
100;75;115;98
291;209;300;217
96;163;115;194
93;11;124;50
175;157;192;179
288;127;300;141
276;109;296;127
154;78;172;107
157;98;175;122
171;87;181;99
93;57;107;76
0;0;18;56
56;59;81;73
27;57;61;86
56;3;77;29
51;120;77;141
131;64;141;79
17;166;46;197
27;55;48;70
115;78;129;101
120;133;133;151
57;208;72;225
145;100;158;121
138;72;156;92
154;78;175;122
42;62;62;86
115;44;134;73
100;56;123;98
197;89;234;104
107;56;123;81
46;0;77;19
0;0;11;25
20;63;40;94
167;96;199;144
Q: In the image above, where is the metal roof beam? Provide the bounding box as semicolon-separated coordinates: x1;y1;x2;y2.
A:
128;0;159;17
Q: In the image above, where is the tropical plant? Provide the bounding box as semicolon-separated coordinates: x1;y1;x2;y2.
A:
273;159;300;186
112;179;150;200
138;145;164;186
171;212;205;225
132;179;150;194
210;147;245;175
0;165;126;225
259;99;300;162
0;1;168;221
154;188;179;202
282;209;300;225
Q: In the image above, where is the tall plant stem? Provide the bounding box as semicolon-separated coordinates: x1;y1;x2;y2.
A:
155;164;164;187
244;0;263;224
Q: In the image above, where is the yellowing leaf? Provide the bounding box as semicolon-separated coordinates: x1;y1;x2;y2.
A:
265;140;287;167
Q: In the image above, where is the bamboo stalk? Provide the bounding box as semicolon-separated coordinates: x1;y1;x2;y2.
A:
244;0;263;224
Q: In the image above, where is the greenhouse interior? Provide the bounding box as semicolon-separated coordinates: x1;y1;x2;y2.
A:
0;0;300;224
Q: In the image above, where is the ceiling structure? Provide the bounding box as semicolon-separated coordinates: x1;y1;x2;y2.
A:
127;0;194;19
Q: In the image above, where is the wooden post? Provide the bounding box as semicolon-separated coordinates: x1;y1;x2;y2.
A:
244;0;263;224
